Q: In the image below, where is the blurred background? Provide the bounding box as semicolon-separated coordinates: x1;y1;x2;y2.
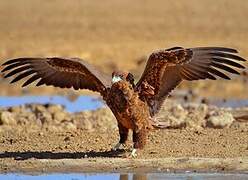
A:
0;0;247;99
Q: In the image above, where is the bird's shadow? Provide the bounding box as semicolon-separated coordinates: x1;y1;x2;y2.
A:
0;149;126;160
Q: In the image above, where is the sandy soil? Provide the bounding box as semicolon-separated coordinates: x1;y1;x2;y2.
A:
0;0;247;98
0;101;248;173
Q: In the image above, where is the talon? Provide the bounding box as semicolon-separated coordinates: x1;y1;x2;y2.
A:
112;143;126;151
130;148;137;158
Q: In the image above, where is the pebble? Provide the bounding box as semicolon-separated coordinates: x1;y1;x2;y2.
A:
0;101;245;132
0;111;16;125
207;110;235;128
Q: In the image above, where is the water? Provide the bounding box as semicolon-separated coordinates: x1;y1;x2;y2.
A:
0;96;104;113
0;173;247;180
0;95;248;114
172;90;248;108
211;99;248;108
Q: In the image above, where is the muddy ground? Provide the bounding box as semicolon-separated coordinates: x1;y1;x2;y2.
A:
0;100;248;173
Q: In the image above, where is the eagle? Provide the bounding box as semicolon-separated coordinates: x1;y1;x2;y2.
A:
1;46;246;157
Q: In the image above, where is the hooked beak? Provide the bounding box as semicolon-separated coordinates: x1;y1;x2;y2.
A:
112;76;122;84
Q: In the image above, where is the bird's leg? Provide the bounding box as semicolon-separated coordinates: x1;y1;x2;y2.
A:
131;127;148;157
112;124;129;151
112;142;127;151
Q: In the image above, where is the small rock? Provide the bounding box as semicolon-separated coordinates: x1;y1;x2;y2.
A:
47;104;64;114
0;111;16;125
64;136;70;142
53;111;67;122
207;110;235;128
46;125;62;132
38;132;44;136
63;122;77;131
8;138;16;144
166;116;186;128
37;112;53;125
171;104;188;118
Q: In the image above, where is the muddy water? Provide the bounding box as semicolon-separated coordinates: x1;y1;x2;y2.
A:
1;173;248;180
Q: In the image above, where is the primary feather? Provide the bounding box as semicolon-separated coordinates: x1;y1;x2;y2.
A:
136;47;246;116
1;57;111;95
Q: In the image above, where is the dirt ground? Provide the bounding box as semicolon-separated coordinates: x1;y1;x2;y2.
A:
0;0;248;173
0;101;248;173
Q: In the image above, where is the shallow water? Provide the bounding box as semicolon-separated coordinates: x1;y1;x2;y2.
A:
211;99;248;108
0;96;247;113
1;173;247;180
0;96;104;112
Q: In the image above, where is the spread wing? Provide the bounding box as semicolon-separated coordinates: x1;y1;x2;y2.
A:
1;57;111;96
136;47;246;116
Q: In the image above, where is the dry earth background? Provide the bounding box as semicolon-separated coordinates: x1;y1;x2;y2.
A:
0;0;248;97
0;0;248;173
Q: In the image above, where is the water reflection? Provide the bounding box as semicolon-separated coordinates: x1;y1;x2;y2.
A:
122;173;248;180
0;173;247;180
120;174;147;180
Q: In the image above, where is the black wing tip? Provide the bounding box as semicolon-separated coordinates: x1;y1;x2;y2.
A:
165;46;184;51
22;80;32;87
22;82;32;87
222;75;231;80
1;57;41;67
1;58;20;66
193;47;238;53
218;74;231;80
36;79;45;86
1;61;10;66
3;74;11;78
207;74;217;80
1;68;7;73
208;74;231;80
10;79;17;84
240;57;247;62
207;76;230;80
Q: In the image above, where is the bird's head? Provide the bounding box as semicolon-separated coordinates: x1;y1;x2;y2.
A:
111;71;135;87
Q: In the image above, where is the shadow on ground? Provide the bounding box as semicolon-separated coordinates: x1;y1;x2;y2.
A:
0;150;126;160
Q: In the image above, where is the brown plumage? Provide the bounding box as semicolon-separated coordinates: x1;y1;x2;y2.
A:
1;47;246;156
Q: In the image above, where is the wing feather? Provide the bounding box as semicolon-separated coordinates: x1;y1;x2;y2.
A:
10;70;36;83
184;64;216;80
209;52;246;61
212;57;245;68
211;62;240;74
1;57;111;95
4;65;32;78
22;74;41;87
181;67;199;80
136;47;246;116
